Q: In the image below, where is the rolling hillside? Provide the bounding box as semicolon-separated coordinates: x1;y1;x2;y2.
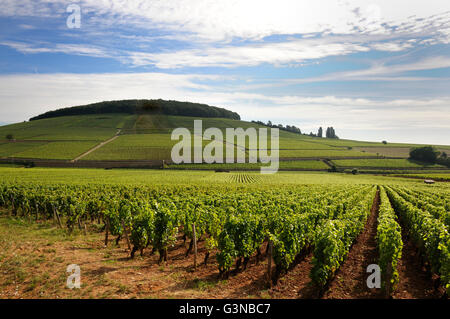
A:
1;101;449;171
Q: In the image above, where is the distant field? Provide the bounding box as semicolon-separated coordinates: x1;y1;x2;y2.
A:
120;115;268;135
279;149;378;158
0;114;129;141
333;158;444;168
279;160;328;169
393;173;450;180
355;146;450;158
354;147;411;158
83;134;236;161
305;139;388;147
310;139;428;148
122;114;172;134
261;138;344;150
0;166;439;186
82;133;174;161
12;141;98;160
0;142;46;157
83;146;172;161
169;160;328;170
1;113;449;165
114;134;177;147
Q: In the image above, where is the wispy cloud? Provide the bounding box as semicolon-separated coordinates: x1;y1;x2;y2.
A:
1;1;449;70
0;36;431;69
271;56;450;85
2;1;449;40
126;39;371;68
0;41;111;58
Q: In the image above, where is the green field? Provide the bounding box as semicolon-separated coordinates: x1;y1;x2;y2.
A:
0;166;443;187
393;173;450;180
0;142;46;157
308;138;424;148
279;149;378;158
355;146;450;158
0;114;132;141
0;113;448;167
12;141;99;160
82;134;236;161
332;158;445;168
169;160;328;170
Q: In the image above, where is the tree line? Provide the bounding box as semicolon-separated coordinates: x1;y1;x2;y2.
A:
252;121;339;139
29;99;241;121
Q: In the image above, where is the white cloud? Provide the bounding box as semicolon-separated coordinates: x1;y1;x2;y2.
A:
0;41;110;58
268;56;450;85
127;39;370;68
1;0;449;42
0;37;388;69
369;41;414;52
0;1;448;69
71;0;450;42
0;72;223;121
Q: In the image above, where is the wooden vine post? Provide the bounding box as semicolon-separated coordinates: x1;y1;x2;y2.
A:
385;262;392;298
54;206;63;229
52;206;58;225
267;240;273;288
10;195;15;216
193;222;198;270
121;220;131;251
104;218;109;247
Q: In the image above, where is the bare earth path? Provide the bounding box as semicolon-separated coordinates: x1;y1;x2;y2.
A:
392;227;443;298
71;129;121;162
323;189;382;299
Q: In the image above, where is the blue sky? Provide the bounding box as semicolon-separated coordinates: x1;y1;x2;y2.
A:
0;0;449;144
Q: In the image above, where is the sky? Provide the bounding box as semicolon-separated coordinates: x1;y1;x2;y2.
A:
0;0;449;144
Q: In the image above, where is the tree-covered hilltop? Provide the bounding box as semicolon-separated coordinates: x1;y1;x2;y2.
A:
29;99;241;121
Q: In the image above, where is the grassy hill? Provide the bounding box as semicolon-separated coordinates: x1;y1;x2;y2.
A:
1;106;449;171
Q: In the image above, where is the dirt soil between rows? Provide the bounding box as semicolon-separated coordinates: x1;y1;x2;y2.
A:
323;189;383;299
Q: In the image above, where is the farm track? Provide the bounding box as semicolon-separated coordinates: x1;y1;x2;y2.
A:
71;129;121;162
323;189;382;299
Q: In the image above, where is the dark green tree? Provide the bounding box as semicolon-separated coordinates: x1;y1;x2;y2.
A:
325;127;338;138
409;146;439;163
